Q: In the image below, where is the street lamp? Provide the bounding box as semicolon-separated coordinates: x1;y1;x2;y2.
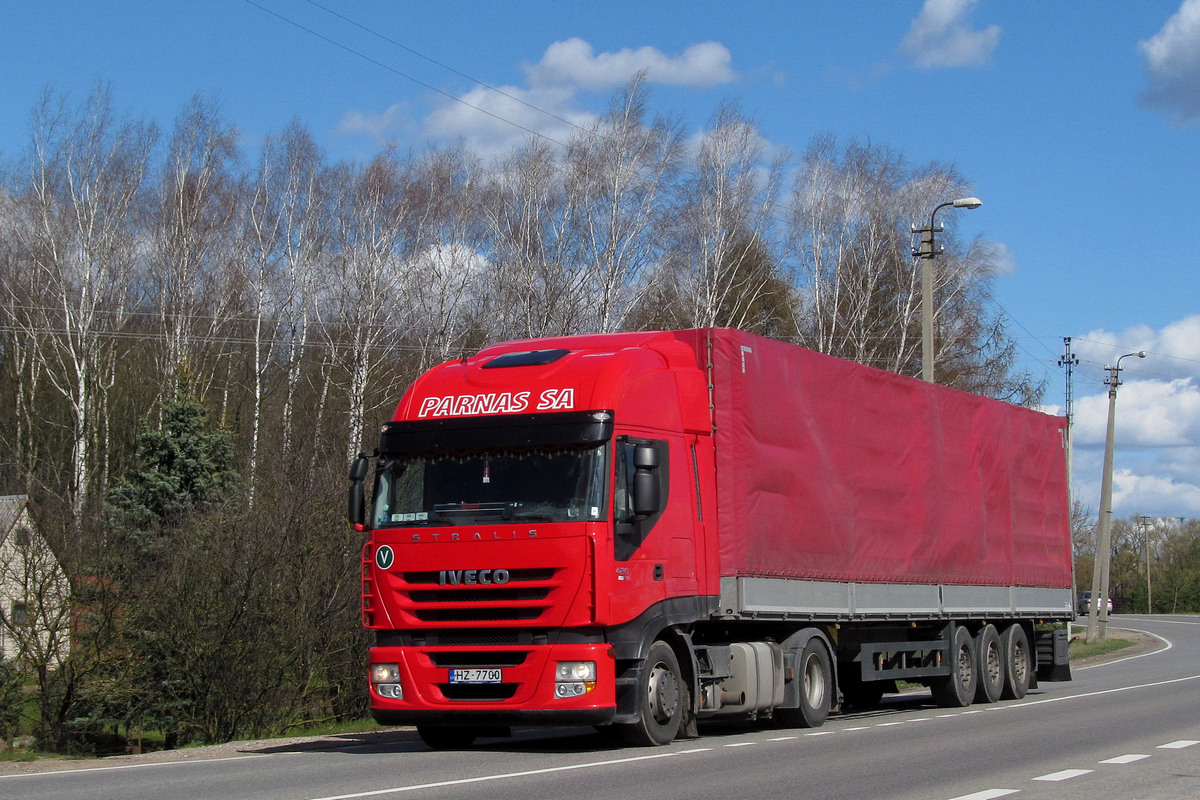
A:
912;197;983;382
1086;349;1146;642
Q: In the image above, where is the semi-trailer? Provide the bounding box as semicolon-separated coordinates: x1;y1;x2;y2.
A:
349;328;1074;748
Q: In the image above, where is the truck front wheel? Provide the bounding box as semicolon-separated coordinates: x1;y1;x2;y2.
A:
620;641;685;746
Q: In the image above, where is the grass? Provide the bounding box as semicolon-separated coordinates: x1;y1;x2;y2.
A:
0;749;38;764
278;717;384;739
1068;626;1138;661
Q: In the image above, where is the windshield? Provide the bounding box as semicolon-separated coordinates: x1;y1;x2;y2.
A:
372;444;608;527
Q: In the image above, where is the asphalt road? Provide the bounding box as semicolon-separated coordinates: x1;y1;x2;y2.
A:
4;615;1198;800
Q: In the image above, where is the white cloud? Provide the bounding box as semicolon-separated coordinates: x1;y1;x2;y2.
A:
342;38;737;158
990;241;1016;276
899;0;1000;69
1139;0;1200;125
524;38;737;90
1074;378;1200;448
422;83;593;158
1076;315;1200;381
1068;315;1200;518
336;103;414;145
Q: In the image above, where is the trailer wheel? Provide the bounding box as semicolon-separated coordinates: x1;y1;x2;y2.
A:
620;641;685;746
1000;624;1032;700
777;639;831;728
931;626;977;708
417;725;477;750
974;625;1004;703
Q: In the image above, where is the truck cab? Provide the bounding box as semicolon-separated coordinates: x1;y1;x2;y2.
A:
349;332;716;747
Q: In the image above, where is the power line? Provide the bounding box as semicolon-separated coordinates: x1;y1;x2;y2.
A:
242;0;570;149
300;0;590;137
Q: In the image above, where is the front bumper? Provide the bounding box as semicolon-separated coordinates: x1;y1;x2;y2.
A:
369;641;616;725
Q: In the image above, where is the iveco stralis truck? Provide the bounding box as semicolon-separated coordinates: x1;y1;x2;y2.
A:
348;329;1074;749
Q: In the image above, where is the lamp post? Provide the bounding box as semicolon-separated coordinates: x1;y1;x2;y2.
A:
1086;349;1146;642
912;197;982;382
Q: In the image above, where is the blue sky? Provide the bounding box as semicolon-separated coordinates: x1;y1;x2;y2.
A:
4;0;1199;519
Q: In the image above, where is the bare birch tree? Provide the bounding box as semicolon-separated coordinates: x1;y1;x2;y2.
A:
566;74;683;333
16;86;157;530
151;95;241;401
651;101;787;331
405;144;490;368
789;135;1040;402
326;151;413;459
483;138;585;339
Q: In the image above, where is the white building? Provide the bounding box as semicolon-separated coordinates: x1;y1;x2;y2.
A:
0;495;69;664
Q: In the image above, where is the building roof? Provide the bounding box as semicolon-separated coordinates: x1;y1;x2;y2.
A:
0;495;30;545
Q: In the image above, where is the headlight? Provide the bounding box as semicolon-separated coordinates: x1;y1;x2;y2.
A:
371;663;400;683
554;661;596;698
555;661;596;682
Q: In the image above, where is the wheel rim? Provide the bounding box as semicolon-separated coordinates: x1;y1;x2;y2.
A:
803;653;826;707
1012;641;1028;685
985;642;1002;687
957;643;974;689
647;662;680;724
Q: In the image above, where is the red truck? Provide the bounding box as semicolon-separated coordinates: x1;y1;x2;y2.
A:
348;328;1074;749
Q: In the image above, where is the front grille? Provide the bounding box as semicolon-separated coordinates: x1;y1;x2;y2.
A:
437;631;522;646
409;587;550;603
394;567;563;625
415;607;543;622
429;651;529;668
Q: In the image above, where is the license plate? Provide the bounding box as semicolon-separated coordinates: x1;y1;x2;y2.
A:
449;668;502;684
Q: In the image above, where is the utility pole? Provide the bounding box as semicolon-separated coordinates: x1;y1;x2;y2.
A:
1059;338;1080;608
1140;514;1154;614
1087;350;1146;642
1059;338;1079;508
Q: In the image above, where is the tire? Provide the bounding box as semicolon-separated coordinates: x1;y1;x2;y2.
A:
974;624;1004;704
931;625;977;708
619;641;686;746
1000;624;1032;700
417;725;478;750
777;639;832;728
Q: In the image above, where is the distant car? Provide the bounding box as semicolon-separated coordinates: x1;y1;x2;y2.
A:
1077;591;1114;615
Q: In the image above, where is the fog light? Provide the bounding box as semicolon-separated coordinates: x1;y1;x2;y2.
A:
376;683;403;699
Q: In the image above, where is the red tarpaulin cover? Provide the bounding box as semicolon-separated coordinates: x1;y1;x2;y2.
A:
680;329;1072;589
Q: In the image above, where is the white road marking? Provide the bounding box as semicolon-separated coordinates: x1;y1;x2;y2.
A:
946;790;1019;800
306;748;712;800
0;754;273;781
1073;626;1172;670
1100;754;1150;764
1158;740;1200;749
1033;769;1093;781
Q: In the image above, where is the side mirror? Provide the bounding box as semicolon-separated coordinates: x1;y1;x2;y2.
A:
632;444;662;516
348;453;371;529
